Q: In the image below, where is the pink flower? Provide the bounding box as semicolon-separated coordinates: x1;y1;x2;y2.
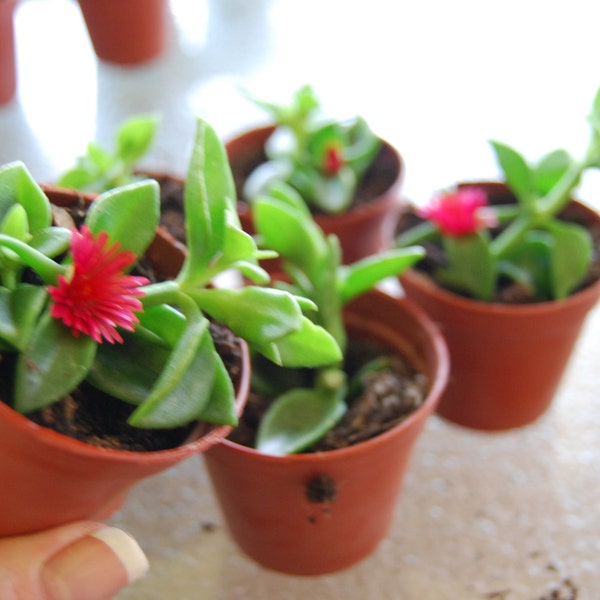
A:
417;187;497;236
48;226;149;344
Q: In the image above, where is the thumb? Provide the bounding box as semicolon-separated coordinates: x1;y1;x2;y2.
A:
0;521;149;600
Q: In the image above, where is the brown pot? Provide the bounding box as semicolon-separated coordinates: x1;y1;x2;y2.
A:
226;125;404;268
0;186;250;537
0;0;17;105
77;0;169;66
204;289;448;575
399;187;600;431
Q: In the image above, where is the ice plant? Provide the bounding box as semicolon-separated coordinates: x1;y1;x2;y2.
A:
0;118;341;431
243;182;424;455
48;226;149;344
241;84;381;213
397;85;600;302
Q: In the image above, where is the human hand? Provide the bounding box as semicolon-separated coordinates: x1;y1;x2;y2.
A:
0;521;149;599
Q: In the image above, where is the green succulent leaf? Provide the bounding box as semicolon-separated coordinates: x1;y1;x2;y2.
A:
128;311;220;428
29;226;72;258
14;312;97;413
195;354;237;426
533;149;575;196
256;370;347;455
191;286;307;344
499;231;553;298
546;219;592;299
116;114;160;165
253;315;342;367
440;233;496;301
179;119;235;283
0;284;48;350
0;161;51;233
85;179;160;258
490;140;534;209
254;195;327;275
338;246;425;304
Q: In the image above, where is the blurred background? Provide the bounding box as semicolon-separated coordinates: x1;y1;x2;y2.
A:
2;1;600;598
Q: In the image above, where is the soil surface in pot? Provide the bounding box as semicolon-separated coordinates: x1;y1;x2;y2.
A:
0;320;243;452
230;140;398;217
228;337;428;452
396;198;600;304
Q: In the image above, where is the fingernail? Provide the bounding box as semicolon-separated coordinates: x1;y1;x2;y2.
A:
90;527;149;584
43;526;149;600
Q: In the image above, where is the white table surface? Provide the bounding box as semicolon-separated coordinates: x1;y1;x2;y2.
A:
2;1;600;598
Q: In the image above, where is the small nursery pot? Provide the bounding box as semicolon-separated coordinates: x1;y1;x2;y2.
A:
399;187;600;431
0;186;250;537
204;289;448;576
77;0;169;66
227;126;404;267
0;0;18;105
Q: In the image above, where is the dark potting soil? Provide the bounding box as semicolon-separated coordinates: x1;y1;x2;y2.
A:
396;199;600;304
229;138;399;216
228;337;428;453
0;320;243;452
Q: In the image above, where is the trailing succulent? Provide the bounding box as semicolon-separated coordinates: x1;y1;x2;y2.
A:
0;119;341;431
242;84;382;214
246;182;424;455
397;85;600;302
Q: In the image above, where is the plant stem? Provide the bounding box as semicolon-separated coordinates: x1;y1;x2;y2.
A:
0;235;66;285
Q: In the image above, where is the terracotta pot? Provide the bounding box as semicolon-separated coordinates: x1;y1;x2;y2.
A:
204;289;448;575
77;0;169;66
399;186;600;431
226;125;404;268
0;186;250;537
0;0;17;105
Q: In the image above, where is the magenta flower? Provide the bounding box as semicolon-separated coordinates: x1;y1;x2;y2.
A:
48;226;149;344
417;187;497;236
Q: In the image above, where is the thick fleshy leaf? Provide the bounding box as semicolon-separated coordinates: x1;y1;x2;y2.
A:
195;353;237;426
338;246;425;304
313;166;355;213
547;219;592;299
87;329;172;406
256;375;347;455
254;316;342;367
490;140;534;209
0;284;47;350
254;196;326;275
440;233;496;301
116;114;160;165
179;119;235;282
500;231;553;298
191;286;305;344
85;179;160;258
14;312;97;413
128;320;220;428
0;161;51;232
533;149;575;196
29;226;72;258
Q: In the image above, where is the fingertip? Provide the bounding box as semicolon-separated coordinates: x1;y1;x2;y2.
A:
42;526;148;600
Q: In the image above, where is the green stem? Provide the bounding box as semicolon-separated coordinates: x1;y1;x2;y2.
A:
139;280;180;307
0;235;66;284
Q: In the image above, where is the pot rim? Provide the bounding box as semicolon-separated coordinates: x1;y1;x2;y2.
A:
214;289;449;464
